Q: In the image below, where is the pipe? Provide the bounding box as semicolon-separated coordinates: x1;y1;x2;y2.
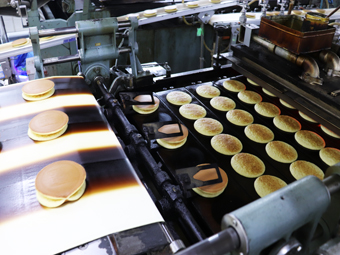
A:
39;26;77;37
323;174;340;195
43;54;80;66
319;50;340;75
296;55;320;78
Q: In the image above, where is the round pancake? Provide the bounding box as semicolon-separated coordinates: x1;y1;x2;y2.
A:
320;147;340;166
244;124;274;143
290;160;324;180
196;85;220;98
12;38;28;47
262;88;277;97
192;164;228;198
210;0;221;3
247;78;259;86
273;115;301;133
299;111;317;123
132;95;160;114
179;104;206;120
279;99;295;109
210;96;236;112
254;175;287;198
238;90;262;104
164;5;177;12
144;9;157;17
223;80;246;92
227;109;254;126
295;130;325;150
254;102;280;117
231;153;265;178
211;134;242;155
156;124;188;149
266;141;298;163
187;1;199;7
166;91;192;105
320;125;340;139
194;118;223;136
22;79;55;101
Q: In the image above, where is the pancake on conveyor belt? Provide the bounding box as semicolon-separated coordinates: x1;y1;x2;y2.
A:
279;99;295;109
262;88;277;97
299;111;317;123
166;91;192;105
156;124;188;149
192;164;228;198
132;94;160;114
28;110;69;141
223;80;246;92
294;130;325;150
273;115;301;133
244;124;274;143
194;118;223;136
227;109;254;126
143;9;157;17
320;125;340;139
211;134;242;155
22;79;55;101
196;85;220;98
254;102;280;118
179;104;206;120
231;153;265;178
210;96;236;112
290;160;324;180
11;38;29;47
247;78;259;86
238;90;262;104
254;175;287;197
320;147;340;166
35;160;86;208
164;5;177;13
265;141;298;163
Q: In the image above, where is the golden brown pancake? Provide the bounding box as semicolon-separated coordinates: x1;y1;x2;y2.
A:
227;109;254;126
238;90;262;104
211;134;242;155
273;115;301;133
223;80;246;92
320;147;340;166
28;110;68;141
22;80;55;101
299;111;317;123
292;10;302;15
210;96;236;112
254;175;287;197
166;91;192;105
254;102;280;118
295;130;325;150
35;160;86;207
194;118;223;136
196;85;220;98
290;160;324;180
279;99;295;109
231;153;265;178
247;78;259;86
179;104;206;120
266;141;298;163
164;5;177;13
143;9;157;17
320;125;340;139
12;38;29;47
156;124;188;149
132;95;160;114
262;88;277;97
192;164;228;198
244;124;274;143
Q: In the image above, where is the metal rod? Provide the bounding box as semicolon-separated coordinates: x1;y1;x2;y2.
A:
43;54;80;66
327;5;340;18
118;21;131;28
118;47;131;54
38;26;77;37
323;174;340;195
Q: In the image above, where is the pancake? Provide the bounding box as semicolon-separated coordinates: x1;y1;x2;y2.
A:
28;110;68;141
320;125;340;139
156;124;188;149
35;160;86;208
210;0;221;3
231;153;265;178
273;115;301;133
166;91;192;105
132;95;160;114
320;147;340;166
266;141;298;163
244;124;274;143
279;99;295;109
292;10;302;15
192;164;228;198
194;118;223;136
179;104;206;120
210;96;236;112
12;38;29;47
247;78;259;86
144;10;157;17
238;90;262;104
299;111;317;123
290;160;324;180
187;1;199;7
164;5;177;13
196;85;220;98
262;88;277;97
22;79;55;101
223;80;246;92
254;175;287;198
227;109;254;126
294;130;325;150
211;134;242;155
254;102;280;118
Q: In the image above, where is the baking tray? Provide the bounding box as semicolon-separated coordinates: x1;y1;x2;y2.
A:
123;73;340;235
0;77;163;255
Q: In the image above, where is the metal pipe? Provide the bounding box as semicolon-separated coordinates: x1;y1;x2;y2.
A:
118;47;131;54
296;55;320;78
324;174;340;195
252;35;275;52
117;21;131;28
38;27;78;37
43;54;80;66
319;50;340;75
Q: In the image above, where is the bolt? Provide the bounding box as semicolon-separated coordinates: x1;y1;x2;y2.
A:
172;187;177;192
297;246;302;252
232;220;238;226
137;134;142;138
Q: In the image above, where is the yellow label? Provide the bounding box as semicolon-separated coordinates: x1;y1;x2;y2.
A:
95;43;101;46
